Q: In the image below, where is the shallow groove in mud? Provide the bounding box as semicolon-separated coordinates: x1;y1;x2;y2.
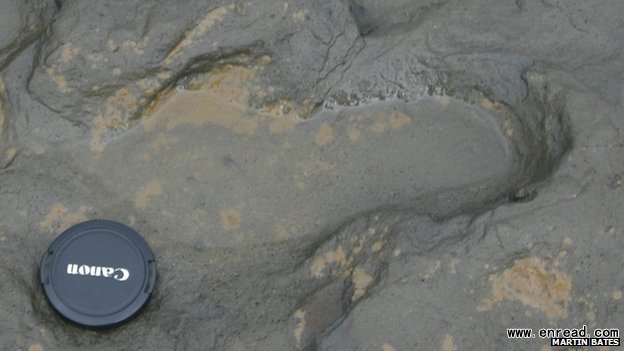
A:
83;64;570;250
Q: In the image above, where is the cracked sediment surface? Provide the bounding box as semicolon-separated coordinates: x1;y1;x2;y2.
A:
0;0;623;350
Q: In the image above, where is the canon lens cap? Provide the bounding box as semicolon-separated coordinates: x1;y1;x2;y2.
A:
40;220;157;328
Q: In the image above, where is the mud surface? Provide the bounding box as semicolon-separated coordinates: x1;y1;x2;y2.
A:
0;0;622;350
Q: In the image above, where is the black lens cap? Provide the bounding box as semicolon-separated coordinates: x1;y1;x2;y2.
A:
40;220;157;328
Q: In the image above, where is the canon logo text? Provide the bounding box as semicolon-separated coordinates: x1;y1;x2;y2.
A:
66;264;130;281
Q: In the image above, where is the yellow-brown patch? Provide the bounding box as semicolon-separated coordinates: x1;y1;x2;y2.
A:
106;88;138;119
477;257;572;319
134;180;163;210
371;241;384;252
369;111;412;133
293;309;306;347
165;5;232;64
436;95;450;107
40;203;89;232
121;39;147;55
613;290;622;300
441;334;457;351
165;94;258;134
422;260;441;280
5;147;17;162
0;73;5;93
260;99;313;133
87;53;106;63
90;116;107;153
371;120;387;133
220;208;241;230
157;71;172;81
274;224;292;240
296;157;336;179
383;343;396;351
352;239;364;254
46;68;72;93
142;65;260;135
346;124;361;141
449;259;460;274
60;43;79;64
107;39;117;51
311;246;348;277
27;343;44;351
480;95;502;112
140;64;311;140
204;65;255;104
90;88;138;153
388;111;411;129
351;267;374;301
261;55;272;65
293;9;309;21
314;122;334;146
503;118;514;137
